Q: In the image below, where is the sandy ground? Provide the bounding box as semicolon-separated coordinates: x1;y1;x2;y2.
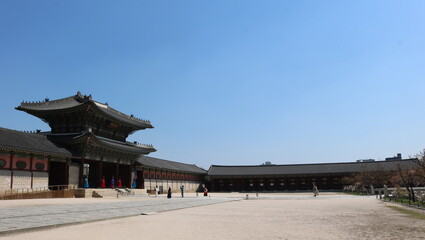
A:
1;193;425;240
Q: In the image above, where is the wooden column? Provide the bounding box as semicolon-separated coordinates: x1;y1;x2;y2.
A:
115;160;120;185
10;151;14;189
128;164;133;188
30;154;34;189
79;157;84;188
140;169;144;189
98;157;103;188
65;158;70;185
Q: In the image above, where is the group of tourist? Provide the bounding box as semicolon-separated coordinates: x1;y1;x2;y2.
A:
85;180;318;198
154;185;209;199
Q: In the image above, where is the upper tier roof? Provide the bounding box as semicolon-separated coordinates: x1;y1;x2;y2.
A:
208;159;419;176
0;127;71;157
16;92;153;130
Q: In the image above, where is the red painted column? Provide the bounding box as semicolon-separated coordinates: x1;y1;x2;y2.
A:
30;154;34;189
79;157;84;188
98;157;103;188
10;151;14;189
47;156;51;187
115;160;120;180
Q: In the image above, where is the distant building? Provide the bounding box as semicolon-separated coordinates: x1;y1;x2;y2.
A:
385;153;402;161
356;159;375;163
207;159;418;192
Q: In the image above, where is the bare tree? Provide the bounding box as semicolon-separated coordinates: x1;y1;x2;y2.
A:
342;163;396;193
413;149;425;182
396;163;422;203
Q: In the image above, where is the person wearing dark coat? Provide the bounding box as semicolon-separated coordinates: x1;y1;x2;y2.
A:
167;187;172;199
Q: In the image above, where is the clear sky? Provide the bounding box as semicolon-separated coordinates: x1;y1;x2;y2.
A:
1;1;424;169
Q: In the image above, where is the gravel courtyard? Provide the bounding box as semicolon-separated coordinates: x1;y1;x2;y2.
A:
1;193;424;240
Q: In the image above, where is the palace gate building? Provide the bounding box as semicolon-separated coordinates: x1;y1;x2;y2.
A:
0;93;206;192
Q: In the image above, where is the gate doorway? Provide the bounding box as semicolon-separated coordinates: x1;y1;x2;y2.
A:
49;161;68;186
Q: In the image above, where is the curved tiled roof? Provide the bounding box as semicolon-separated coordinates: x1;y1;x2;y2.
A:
48;132;156;155
0;127;71;157
94;135;156;154
137;156;207;174
208;160;419;176
16;92;153;129
17;93;87;111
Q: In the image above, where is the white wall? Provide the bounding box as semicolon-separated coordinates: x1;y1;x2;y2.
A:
69;164;80;186
0;170;11;192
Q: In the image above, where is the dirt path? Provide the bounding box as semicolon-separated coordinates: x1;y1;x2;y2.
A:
2;196;424;240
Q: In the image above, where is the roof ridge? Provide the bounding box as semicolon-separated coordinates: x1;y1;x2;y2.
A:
19;92;88;107
210;159;418;168
0;127;45;138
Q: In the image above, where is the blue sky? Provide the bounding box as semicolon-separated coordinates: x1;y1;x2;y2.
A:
1;1;424;169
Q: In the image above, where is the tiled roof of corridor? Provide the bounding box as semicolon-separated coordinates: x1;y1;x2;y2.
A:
208;159;419;176
0;127;71;156
136;155;207;174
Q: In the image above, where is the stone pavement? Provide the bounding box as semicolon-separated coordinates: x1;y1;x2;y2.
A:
0;196;240;235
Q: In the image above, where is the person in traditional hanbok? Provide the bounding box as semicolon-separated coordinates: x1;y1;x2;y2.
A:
83;177;89;188
110;176;115;188
131;177;137;189
100;176;106;188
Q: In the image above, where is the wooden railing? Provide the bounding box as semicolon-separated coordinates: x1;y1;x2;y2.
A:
0;185;77;200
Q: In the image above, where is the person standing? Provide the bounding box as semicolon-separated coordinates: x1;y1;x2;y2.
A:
110;176;115;188
167;187;172;199
155;185;159;197
100;176;106;188
203;187;208;197
131;177;137;189
313;183;319;197
180;185;184;198
117;178;123;188
83;177;89;188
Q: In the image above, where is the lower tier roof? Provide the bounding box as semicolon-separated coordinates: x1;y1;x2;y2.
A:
137;156;207;174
